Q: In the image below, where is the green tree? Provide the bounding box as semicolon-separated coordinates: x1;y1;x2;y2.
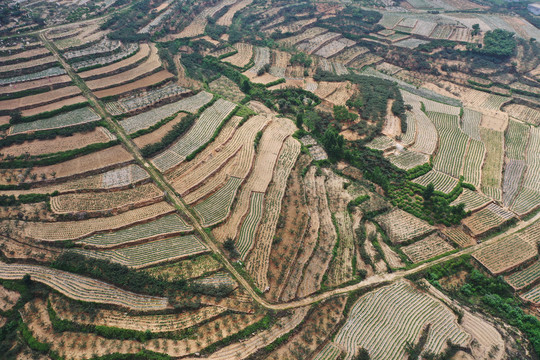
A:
355;348;370;360
322;127;345;160
423;183;435;201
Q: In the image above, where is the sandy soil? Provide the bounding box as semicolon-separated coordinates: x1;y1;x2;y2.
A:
0;284;20;311
481;113;508;132
0;86;81;111
382;100;401;138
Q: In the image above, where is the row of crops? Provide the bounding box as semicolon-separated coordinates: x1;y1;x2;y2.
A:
152;98;237;171
462;203;515;238
0;262;169;310
72;43;139;71
101;164;150;189
0;66;66;85
24;202;176;241
450;188;490;212
427;111;468;178
401;233;454;263
73;234;209;268
64;38;122;60
388;150;429;171
511;127;540;216
412;170;459;194
77;214;193;247
480;128;504;202
10;106;100;134
374;208;434;244
236;192;264;258
107;83;190;115
193;176;244;227
120;91;213;134
473;233;536;275
334;280;470;360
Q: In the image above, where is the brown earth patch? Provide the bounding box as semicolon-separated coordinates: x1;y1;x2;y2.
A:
133;113;187;148
94;70;174;98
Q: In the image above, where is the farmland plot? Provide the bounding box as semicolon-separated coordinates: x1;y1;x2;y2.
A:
23;202;175;241
521;284;540;305
209;76;244;103
246;137;301;291
223;43;253;68
106;83;190;115
246;47;270;75
10;106;100;134
171;0;236;38
461;108;482;141
480;128;504;201
213;117;296;250
50;183;163;214
402;234;454;263
77;214;192;247
64;38;122;61
0;47;50;65
504;104;540;126
388;150;429;170
331;46;369;65
0;74;71;95
85;44;164;91
366;136;395;151
93;70;174;98
50;293;225;333
450;188;491;212
374;208;434;244
0;55;57;77
73;234;208;268
412;169;459;194
78;43;150;78
278;27;328;47
505;260;540;291
440;227;475;248
398;111;418;145
409;108;438;155
313;343;342;360
120;91;212;133
314;38;356;59
473;234;536;275
334;280;470;360
0;66;66;86
0;86;81;112
169;115;266;202
297;32;342;54
511;126;540;215
503;159;526;208
462;139;485;188
217;0;252;26
193;176;243;227
152;98;237;171
427;111;468;178
138;7;174;34
235;192;264;258
0;262;169;310
463;203;515;237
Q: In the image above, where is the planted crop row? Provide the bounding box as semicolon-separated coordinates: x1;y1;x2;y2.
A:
388;151;429;171
120;91;213;134
505;104;540;126
101;164;150;189
480;128;504;202
314;37;355;58
366;136;395;151
505;261;540;291
73;234;209;268
247;47;271;75
50;183;163;214
0;67;66;86
278;27;328;46
505;120;529;160
107;83;190;115
24;202;175;241
428;111;468;178
0;262;169;310
461;108;481;141
152;98;237;171
450;188;490;212
462;203;515;237
374;208;434;244
10;107;100;134
503;159;526;208
462;139;485;188
521;284;540;305
334;280;470;360
412;169;459;194
440;227;474;248
313;343;342;360
72;43;139;71
193;176;244;227
64;38;122;60
77;214;193;247
402;234;454;263
473;233;536;275
236;192;264;258
511;127;540;215
246;137;301;290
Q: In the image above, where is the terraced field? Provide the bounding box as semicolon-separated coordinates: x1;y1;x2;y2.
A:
412;170;459;194
334;280;470;360
374;208;434;244
10;107;100;133
402;234;454;263
77;214;193;247
463;203;515;237
74;234;209;268
505;261;540;291
193;176;244;227
473;233;536;275
480;128;504;202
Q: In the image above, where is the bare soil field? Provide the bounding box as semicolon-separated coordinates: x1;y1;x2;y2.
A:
1;127;112;157
21;95;86;117
94;70;174;98
223;43;253;68
217;0;252;26
0;86;81;111
0;284;20;311
0;55;56;75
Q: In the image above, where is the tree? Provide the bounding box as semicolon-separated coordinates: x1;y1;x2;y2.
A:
224;238;239;258
355;348;370;360
472;23;480;36
333;105;358;123
22;274;31;286
321;127;345;160
9;110;22;124
423;183;435;201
